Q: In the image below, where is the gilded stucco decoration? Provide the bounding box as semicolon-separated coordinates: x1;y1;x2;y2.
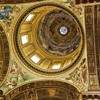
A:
53;0;83;19
13;3;85;74
65;58;88;91
85;5;100;90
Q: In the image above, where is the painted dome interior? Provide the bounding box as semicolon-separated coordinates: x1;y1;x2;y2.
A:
0;0;100;100
14;3;84;74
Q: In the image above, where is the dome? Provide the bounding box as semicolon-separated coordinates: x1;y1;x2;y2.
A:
13;3;84;75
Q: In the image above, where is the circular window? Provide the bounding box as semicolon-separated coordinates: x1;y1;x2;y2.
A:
60;26;68;35
13;3;84;75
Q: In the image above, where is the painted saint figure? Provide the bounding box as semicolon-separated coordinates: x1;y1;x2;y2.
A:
0;6;12;20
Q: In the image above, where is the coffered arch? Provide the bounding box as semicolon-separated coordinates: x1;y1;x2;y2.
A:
4;80;81;100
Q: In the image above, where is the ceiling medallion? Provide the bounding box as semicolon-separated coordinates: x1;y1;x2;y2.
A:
14;3;84;75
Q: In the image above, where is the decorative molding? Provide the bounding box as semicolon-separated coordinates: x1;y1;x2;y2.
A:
94;5;100;88
0;24;9;86
0;0;46;4
76;0;100;4
85;5;99;90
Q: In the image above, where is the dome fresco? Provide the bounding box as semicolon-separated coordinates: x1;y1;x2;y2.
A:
14;3;84;74
37;9;81;56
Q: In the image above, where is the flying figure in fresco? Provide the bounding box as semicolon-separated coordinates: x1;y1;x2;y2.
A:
0;6;12;20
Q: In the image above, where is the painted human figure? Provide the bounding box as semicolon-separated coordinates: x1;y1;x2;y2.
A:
0;6;12;20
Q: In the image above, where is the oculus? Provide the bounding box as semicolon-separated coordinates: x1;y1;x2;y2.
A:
59;26;68;35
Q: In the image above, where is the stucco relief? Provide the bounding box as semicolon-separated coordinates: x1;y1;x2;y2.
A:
65;58;88;91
